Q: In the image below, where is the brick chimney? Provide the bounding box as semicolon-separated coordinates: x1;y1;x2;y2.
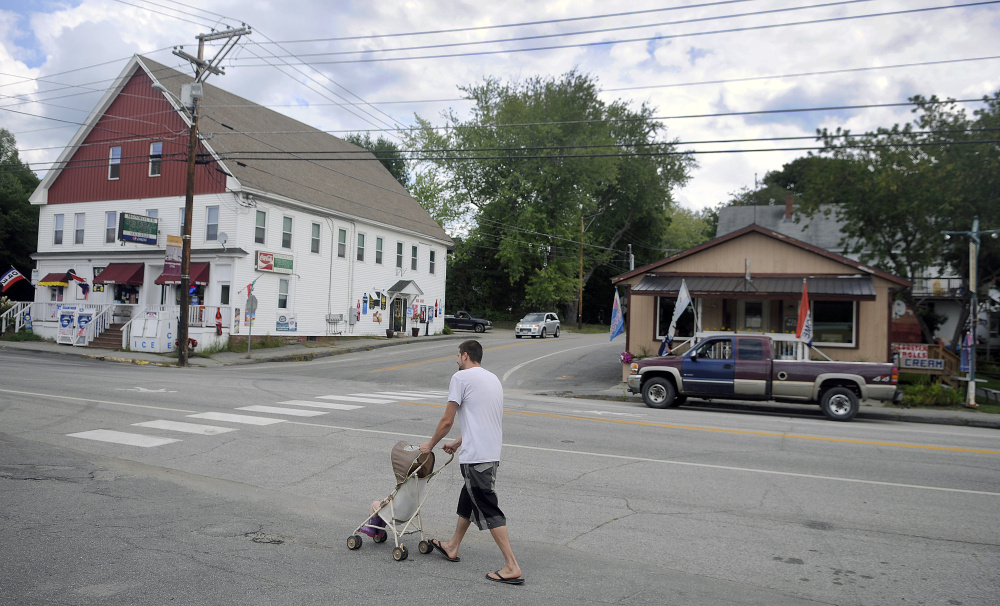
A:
785;192;794;221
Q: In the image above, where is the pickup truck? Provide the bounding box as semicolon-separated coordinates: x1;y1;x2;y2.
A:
444;311;492;333
627;335;900;421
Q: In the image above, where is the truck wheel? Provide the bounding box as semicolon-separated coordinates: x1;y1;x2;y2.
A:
820;387;859;421
642;377;678;409
474;323;485;333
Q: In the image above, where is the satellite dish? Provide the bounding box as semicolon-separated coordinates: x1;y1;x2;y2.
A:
893;300;907;318
218;232;228;245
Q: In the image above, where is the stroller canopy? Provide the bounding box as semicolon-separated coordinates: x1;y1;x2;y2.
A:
391;441;435;487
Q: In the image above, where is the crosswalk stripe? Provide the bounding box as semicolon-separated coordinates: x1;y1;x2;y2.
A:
277;400;364;410
237;405;327;417
370;391;442;398
317;395;396;404
133;420;237;435
187;412;286;425
68;429;180;447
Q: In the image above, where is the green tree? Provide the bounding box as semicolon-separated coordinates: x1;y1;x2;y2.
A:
800;92;1000;344
0;129;40;299
342;132;410;188
407;71;695;320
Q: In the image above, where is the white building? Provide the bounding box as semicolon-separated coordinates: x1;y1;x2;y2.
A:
21;55;452;351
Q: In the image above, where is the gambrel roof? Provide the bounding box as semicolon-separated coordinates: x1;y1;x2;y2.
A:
32;55;452;247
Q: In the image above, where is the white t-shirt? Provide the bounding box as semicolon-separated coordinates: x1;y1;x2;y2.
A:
448;365;503;464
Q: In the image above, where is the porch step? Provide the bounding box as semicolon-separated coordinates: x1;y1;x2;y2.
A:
88;323;126;350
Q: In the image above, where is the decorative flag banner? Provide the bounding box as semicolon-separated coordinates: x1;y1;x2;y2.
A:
65;269;89;299
610;289;625;342
667;279;692;341
796;278;813;346
1;267;27;293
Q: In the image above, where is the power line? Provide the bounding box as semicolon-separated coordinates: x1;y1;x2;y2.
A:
228;2;1000;66
254;0;764;44
248;0;876;61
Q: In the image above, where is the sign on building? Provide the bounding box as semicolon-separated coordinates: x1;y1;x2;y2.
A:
256;251;293;274
119;212;159;245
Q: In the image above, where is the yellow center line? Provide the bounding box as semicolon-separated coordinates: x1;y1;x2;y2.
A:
397;401;1000;455
369;341;531;373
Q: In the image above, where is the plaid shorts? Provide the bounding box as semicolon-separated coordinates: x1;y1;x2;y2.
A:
458;462;506;530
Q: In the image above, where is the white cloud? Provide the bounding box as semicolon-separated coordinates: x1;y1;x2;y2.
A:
2;0;998;210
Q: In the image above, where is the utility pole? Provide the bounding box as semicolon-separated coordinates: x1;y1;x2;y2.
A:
171;26;250;367
943;217;1000;408
578;212;584;330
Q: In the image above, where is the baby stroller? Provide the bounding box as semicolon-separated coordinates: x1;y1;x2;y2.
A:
347;441;453;561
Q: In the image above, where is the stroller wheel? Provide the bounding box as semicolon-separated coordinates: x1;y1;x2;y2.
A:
373;531;387;543
418;540;432;554
347;535;362;550
392;546;408;561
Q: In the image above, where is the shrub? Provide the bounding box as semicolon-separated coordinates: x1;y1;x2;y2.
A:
900;383;964;407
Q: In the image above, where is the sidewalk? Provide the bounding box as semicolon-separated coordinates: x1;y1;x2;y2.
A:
1;336;997;429
0;333;463;368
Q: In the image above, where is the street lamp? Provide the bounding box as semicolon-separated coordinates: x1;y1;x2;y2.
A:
943;217;1000;407
152;81;202;367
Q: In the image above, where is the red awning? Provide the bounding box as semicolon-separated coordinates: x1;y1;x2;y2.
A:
154;262;210;286
93;262;145;286
38;272;69;287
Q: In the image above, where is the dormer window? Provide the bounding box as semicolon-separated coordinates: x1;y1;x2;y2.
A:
109;146;121;180
149;141;162;177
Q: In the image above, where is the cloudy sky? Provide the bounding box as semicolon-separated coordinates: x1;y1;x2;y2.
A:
1;0;998;214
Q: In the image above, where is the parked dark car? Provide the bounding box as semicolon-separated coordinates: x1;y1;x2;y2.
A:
444;311;492;333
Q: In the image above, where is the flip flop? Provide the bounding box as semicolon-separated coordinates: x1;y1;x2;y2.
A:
430;539;460;562
486;570;525;585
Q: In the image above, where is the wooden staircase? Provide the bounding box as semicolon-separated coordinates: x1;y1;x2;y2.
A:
87;323;125;350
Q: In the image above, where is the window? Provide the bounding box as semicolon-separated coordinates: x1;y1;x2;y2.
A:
357;233;365;262
50;286;64;302
375;237;383;264
429;250;436;274
282;216;292;249
220;284;230;305
396;242;404;268
278;278;289;309
738;339;764;361
656;296;694;339
338;228;347;258
694;338;733;360
108;146;121;180
146;209;158;219
411;245;418;271
205;205;218;241
255;210;266;244
149;141;162;177
54;214;64;245
813;301;856;346
105;211;117;244
74;213;85;244
311;223;320;253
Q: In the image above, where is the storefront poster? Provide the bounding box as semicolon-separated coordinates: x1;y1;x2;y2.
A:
276;315;297;331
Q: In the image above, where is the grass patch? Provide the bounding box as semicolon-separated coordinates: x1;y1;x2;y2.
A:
892;372;1000;413
0;329;43;342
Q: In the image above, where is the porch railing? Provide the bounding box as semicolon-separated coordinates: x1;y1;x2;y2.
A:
0;301;30;334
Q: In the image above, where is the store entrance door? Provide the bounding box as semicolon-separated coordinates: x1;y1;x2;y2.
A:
391;298;407;332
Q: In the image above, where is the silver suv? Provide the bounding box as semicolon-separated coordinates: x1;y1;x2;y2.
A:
515;312;560;338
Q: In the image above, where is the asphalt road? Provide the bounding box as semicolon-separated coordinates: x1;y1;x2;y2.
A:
2;333;998;605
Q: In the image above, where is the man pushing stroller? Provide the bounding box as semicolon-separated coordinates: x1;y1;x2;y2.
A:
419;339;525;585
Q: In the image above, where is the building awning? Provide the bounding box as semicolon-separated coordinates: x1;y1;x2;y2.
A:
154;262;210;286
387;279;423;297
93;262;145;286
38;272;69;287
631;275;876;300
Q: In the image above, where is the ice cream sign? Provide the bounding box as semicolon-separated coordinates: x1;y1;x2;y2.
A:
256;251;294;274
